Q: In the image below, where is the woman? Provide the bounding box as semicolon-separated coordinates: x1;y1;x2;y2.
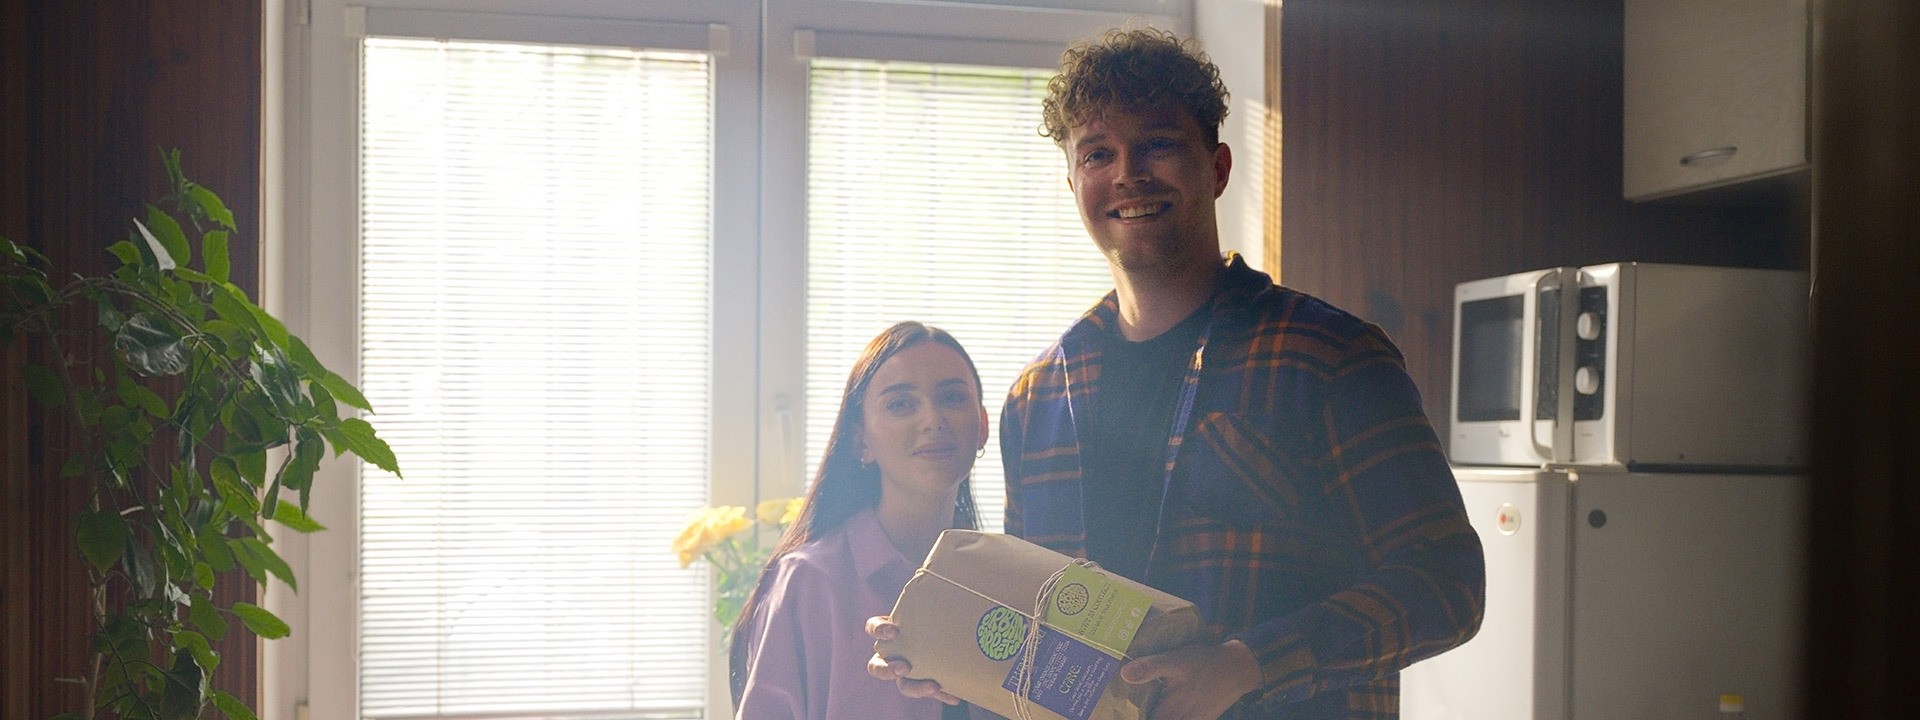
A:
730;321;989;720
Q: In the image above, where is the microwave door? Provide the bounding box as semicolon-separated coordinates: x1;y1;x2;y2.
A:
1451;268;1563;466
1533;268;1581;465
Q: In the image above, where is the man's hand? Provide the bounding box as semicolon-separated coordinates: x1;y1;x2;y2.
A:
865;615;962;705
1120;639;1263;720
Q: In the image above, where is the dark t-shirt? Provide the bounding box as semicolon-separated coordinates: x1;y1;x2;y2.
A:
1080;307;1210;582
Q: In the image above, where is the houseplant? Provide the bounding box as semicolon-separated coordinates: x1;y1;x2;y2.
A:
2;151;398;720
672;496;803;643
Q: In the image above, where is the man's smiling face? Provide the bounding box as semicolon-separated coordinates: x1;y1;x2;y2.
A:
1064;104;1230;278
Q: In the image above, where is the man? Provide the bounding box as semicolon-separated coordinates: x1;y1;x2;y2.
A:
870;27;1484;720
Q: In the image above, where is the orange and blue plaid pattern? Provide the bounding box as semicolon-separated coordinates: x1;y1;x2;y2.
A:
999;254;1485;719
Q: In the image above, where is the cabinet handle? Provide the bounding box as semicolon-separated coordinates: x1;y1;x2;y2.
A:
1679;146;1738;165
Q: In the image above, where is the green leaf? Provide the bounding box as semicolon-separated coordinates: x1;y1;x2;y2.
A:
114;313;188;376
251;347;303;416
261;478;282;520
270;501;326;534
106;239;142;266
317;371;373;412
236;450;267;488
196;529;236;573
220;400;267;446
3;274;53;306
159;647;206;720
210;459;258;519
131;218;176;271
209;283;263;338
309;383;340;424
337;417;401;478
285;335;326;378
77;511;130;572
174;630;219;675
228;537;269;586
189;593;229;641
188;185;236;231
143;204;192;267
21;363;64;408
287;427;323;489
319;425;349;457
202;230;230;282
210;690;256;720
209;281;287;349
232;537;295;590
116;377;170;418
229;602;290;639
245;407;290;451
193;561;215;590
243;295;291;350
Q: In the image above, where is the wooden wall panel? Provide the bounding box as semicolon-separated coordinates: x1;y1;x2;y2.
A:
1276;0;1805;437
1804;1;1920;717
3;0;34;715
1;0;261;718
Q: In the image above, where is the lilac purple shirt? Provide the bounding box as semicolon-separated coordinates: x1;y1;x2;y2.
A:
734;507;946;720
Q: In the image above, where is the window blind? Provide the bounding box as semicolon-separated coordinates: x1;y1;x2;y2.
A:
358;38;713;719
804;59;1114;531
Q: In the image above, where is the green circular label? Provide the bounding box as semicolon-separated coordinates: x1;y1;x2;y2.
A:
1054;583;1091;616
975;606;1029;662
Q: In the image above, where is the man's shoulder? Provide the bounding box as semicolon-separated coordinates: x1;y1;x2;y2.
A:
1005;335;1071;399
1230;282;1396;352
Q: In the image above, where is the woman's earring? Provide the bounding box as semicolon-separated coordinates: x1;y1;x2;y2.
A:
976;446;986;459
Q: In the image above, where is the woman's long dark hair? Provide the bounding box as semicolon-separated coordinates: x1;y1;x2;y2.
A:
727;321;984;707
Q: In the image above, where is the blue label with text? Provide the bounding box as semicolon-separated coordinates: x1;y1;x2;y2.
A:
1000;625;1121;720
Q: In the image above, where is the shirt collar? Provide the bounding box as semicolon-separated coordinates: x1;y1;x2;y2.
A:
844;506;916;581
1065;251;1270;346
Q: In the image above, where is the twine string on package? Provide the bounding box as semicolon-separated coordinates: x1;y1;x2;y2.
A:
1010;557;1101;720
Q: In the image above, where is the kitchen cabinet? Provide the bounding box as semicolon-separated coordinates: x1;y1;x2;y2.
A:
1623;0;1808;200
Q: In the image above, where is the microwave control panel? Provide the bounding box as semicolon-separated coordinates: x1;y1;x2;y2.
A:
1535;286;1609;422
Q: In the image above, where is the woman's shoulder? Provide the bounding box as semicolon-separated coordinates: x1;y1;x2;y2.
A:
768;521;860;581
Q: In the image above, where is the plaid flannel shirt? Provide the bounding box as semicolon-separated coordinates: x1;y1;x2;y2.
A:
999;254;1485;720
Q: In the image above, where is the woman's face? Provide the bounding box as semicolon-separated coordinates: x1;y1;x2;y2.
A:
858;342;988;501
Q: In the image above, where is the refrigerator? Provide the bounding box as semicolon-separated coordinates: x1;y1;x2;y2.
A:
1401;466;1806;720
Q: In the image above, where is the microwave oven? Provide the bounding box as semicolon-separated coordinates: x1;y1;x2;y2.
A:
1448;262;1808;469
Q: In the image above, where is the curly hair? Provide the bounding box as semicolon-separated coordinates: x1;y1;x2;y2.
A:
1041;27;1231;146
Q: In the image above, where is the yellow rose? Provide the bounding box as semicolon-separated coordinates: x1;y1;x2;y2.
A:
756;497;804;526
672;506;752;568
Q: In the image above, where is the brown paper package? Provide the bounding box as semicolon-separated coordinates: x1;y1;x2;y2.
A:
876;530;1212;720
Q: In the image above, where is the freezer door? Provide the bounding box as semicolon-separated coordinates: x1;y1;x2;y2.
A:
1568;471;1806;720
1404;468;1570;720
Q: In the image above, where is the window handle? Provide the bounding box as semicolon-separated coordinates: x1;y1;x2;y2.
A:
775;395;799;489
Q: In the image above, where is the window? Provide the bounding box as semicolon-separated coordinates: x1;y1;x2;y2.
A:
279;2;1190;718
356;38;714;717
802;59;1113;530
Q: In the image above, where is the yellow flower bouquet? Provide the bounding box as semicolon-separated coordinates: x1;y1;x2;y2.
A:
673;497;804;639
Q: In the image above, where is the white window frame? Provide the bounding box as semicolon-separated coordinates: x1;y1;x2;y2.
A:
264;2;1198;718
759;0;1187;512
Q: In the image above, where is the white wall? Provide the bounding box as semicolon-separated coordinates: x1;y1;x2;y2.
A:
1195;0;1269;271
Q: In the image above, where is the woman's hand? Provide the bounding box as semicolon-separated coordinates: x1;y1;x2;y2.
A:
865;615;962;705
